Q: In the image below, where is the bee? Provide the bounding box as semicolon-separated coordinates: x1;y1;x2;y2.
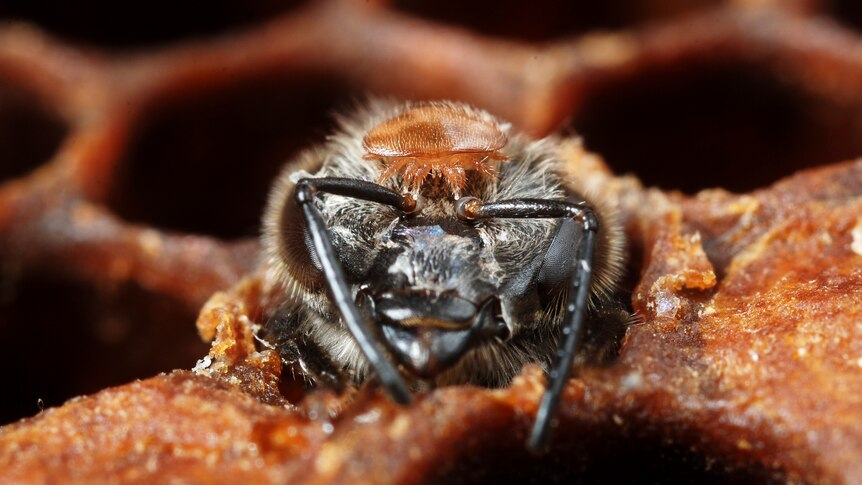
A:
262;99;627;450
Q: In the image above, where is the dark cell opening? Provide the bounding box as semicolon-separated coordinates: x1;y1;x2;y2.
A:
426;425;786;484
394;0;720;42
571;62;862;194
832;0;862;32
106;75;354;240
0;270;207;425
0;0;307;50
0;82;67;184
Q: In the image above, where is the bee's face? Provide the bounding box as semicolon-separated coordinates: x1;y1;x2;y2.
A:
322;195;552;378
263;99;624;389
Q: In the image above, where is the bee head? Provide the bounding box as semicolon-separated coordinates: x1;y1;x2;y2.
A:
352;219;512;377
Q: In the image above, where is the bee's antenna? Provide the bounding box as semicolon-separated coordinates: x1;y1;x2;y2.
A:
295;177;414;405
455;196;598;452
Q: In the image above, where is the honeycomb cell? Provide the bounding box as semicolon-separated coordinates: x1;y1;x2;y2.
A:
106;76;354;239
394;0;720;41
0;0;308;49
427;431;787;484
572;61;862;193
831;0;862;32
0;272;206;425
0;81;66;184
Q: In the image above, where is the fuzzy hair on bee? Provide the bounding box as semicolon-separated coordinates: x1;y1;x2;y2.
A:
262;99;627;449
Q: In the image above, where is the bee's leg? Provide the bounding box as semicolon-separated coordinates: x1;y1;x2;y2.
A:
294;177;413;405
456;197;598;452
263;307;347;390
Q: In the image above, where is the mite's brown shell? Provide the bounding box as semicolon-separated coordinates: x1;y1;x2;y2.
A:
362;103;508;194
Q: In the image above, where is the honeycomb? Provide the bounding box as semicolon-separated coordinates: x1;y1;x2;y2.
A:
2;0;862;482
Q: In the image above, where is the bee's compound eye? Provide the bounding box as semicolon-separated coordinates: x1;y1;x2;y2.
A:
266;182;326;291
536;218;578;306
301;221;323;271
